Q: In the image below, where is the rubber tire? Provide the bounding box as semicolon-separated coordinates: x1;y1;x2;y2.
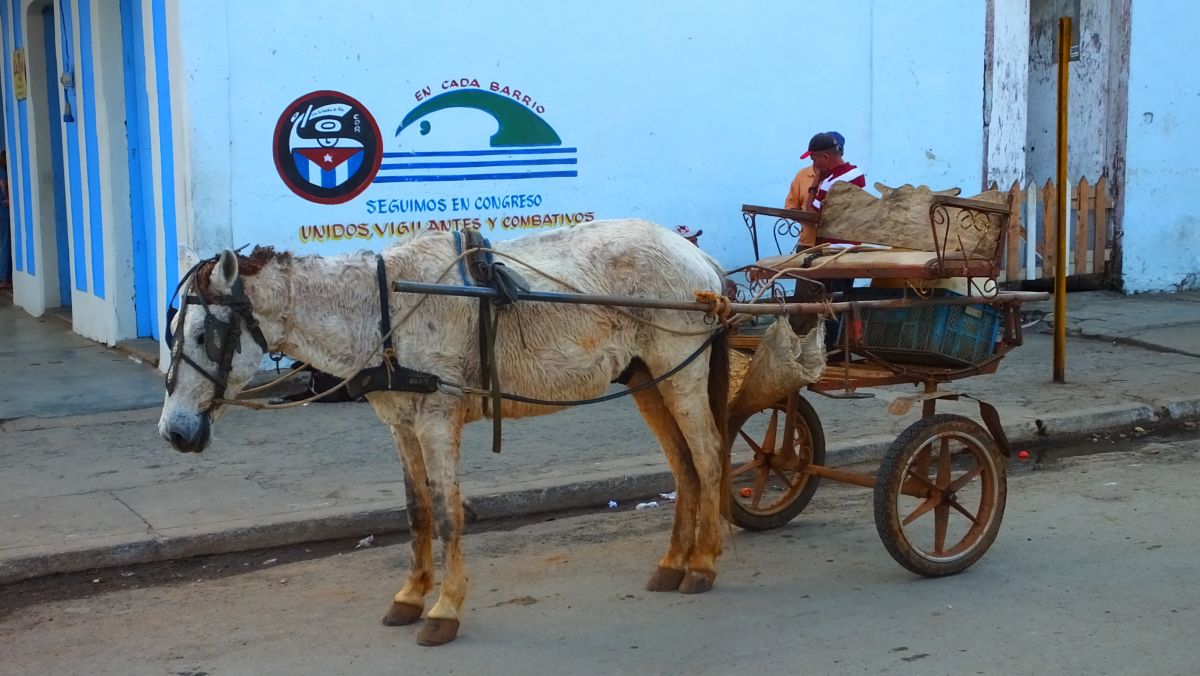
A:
729;394;826;531
874;414;1007;577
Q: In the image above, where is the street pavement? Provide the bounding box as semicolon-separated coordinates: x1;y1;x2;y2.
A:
3;435;1199;674
1;290;1199;585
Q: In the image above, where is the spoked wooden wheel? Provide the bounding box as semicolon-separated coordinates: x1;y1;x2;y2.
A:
874;414;1007;577
729;393;826;531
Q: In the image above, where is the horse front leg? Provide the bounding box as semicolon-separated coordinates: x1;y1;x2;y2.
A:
414;407;469;646
382;424;435;627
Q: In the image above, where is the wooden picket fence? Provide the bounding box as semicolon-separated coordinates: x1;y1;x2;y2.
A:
995;176;1113;282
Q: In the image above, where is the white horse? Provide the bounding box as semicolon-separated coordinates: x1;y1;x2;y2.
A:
158;219;731;646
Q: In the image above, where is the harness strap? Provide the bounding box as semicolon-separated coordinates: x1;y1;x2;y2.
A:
228;279;270;354
478;293;504;453
376;255;395;356
453;231;473;286
339;253;454;400
459;230;505;453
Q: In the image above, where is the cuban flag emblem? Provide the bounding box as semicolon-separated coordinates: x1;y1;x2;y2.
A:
293;147;365;189
273;91;383;204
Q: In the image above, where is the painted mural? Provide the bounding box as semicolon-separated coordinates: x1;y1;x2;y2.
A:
199;1;991;267
273;79;592;247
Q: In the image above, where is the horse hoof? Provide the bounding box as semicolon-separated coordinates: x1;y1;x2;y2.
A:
644;566;685;592
381;601;424;626
417;618;461;646
679;569;716;594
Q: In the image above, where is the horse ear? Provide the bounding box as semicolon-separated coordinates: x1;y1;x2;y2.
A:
212;249;239;292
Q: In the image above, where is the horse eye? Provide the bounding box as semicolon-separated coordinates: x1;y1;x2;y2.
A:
196;333;205;345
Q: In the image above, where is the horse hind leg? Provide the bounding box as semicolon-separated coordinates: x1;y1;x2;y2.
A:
382;424;434;627
628;364;699;592
652;358;726;595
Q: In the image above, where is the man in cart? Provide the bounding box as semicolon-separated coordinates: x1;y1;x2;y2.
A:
785;131;865;247
789;132;867;344
798;131;865;215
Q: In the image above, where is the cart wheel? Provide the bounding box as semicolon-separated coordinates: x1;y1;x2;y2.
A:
874;414;1007;577
729;393;826;531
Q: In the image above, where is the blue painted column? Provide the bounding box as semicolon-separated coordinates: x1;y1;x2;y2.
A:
78;0;104;297
41;4;71;306
0;3;20;275
60;0;87;292
121;0;155;336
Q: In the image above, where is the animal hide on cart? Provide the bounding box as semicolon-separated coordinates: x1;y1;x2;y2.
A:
819;182;1007;259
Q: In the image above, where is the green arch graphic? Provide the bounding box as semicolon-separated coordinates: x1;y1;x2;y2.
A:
396;89;562;147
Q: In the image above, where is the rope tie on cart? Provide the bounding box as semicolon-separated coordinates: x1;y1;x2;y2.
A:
694;290;739;329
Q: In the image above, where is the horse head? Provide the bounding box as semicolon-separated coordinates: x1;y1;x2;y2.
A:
158;249;276;453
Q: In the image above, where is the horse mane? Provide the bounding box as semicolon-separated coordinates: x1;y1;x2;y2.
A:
194;246;291;300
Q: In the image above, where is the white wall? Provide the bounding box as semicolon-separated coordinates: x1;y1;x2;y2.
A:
175;0;231;256
984;0;1030;188
1026;0;1116;184
1122;0;1200;292
177;0;989;270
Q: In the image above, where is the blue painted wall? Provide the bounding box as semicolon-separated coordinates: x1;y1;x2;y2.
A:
150;0;175;307
40;3;71;305
78;0;104;298
60;0;88;292
121;0;156;337
870;1;986;192
1122;0;1200;293
0;0;21;273
0;0;109;297
12;0;34;275
0;0;178;342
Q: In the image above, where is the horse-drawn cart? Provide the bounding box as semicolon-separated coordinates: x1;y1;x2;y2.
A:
162;180;1048;645
384;181;1048;579
723;182;1047;576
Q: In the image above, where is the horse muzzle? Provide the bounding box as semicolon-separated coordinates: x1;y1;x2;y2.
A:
162;413;212;454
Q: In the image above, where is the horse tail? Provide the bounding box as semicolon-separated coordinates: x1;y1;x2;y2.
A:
707;328;732;520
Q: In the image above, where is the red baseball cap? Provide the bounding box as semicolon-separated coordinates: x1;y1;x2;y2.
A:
800;131;844;159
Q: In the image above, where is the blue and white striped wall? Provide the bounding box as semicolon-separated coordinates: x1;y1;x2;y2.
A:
0;0;183;354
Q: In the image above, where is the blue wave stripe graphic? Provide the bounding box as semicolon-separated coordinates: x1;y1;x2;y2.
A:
374;170;577;183
380;158;577;171
383;147;577;158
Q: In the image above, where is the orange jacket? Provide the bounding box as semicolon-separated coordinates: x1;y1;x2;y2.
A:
785;166;817;212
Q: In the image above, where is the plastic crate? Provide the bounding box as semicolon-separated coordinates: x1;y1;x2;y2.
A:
835;289;1002;367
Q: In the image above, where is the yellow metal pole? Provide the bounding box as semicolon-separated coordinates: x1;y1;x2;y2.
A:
1053;16;1071;383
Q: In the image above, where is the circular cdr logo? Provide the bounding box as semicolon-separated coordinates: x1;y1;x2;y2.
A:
273;90;383;204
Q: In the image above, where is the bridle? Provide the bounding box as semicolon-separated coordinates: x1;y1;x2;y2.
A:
165;258;270;413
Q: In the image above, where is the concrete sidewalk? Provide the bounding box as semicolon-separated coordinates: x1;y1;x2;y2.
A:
2;291;1199;585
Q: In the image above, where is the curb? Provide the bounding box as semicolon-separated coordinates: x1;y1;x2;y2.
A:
4;396;1198;587
0;504;407;587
